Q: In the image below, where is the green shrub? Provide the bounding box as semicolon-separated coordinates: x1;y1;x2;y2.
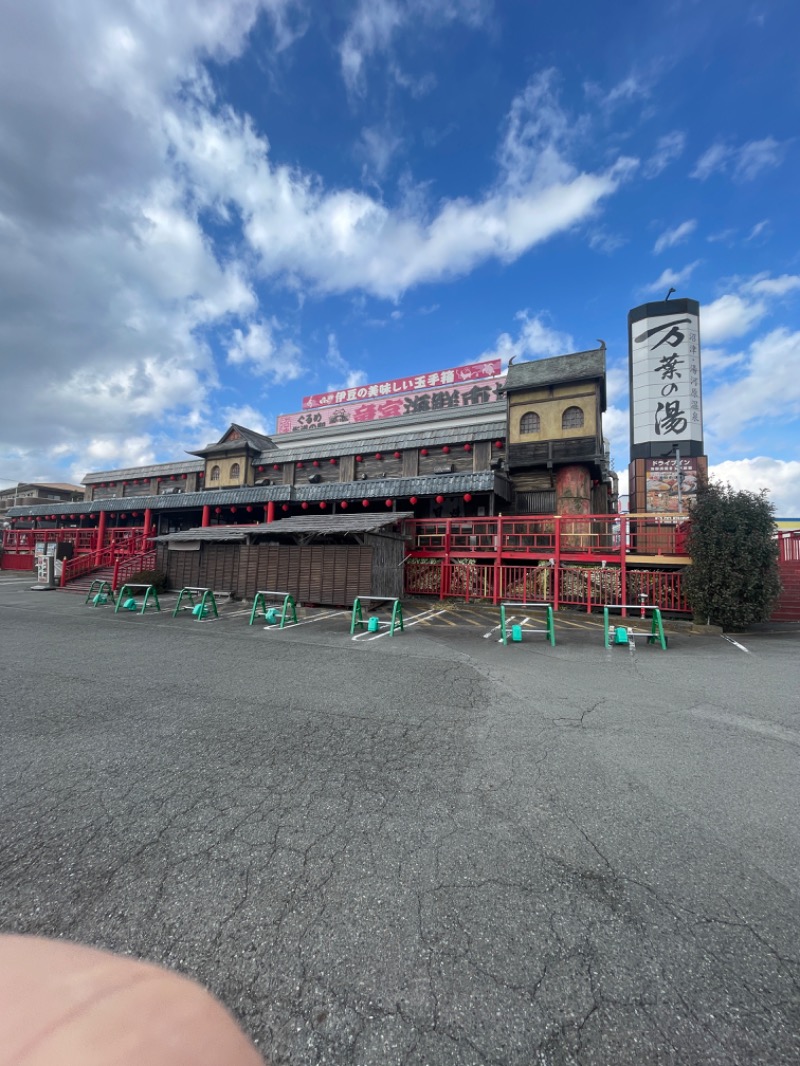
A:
684;482;780;630
125;569;169;592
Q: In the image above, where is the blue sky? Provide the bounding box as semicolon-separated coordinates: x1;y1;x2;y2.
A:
1;0;799;511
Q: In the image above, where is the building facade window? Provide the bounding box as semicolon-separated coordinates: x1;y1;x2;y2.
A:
562;405;584;430
519;411;540;434
229;462;241;479
210;465;220;482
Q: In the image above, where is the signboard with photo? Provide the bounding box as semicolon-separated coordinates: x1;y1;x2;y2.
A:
645;457;700;513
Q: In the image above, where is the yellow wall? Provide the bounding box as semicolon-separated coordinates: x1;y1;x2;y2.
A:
205;456;251;488
508;381;600;443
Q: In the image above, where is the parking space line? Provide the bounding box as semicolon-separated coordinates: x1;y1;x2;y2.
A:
352;606;448;641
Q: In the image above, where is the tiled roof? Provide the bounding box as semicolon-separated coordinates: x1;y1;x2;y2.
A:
504;347;606;405
83;460;204;484
294;471;510;501
7;472;509;518
260;420;507;464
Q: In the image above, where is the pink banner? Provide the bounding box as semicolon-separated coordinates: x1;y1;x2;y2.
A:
277;376;506;434
300;359;501;410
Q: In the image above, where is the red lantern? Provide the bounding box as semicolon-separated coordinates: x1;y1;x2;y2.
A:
301;501;309;510
313;460;320;467
393;451;401;459
410;496;418;505
258;466;264;472
495;441;503;449
246;505;253;513
463;494;472;502
132;511;138;517
170;475;175;480
340;501;348;509
362;499;369;507
421;448;428;457
435;495;444;504
297;461;304;469
182;473;187;479
230;506;236;513
273;464;280;471
464;443;471;452
375;452;382;460
319;501;327;509
215;507;221;514
356;455;363;462
281;504;289;512
120;514;127;519
70;514;76;519
442;445;450;454
329;458;337;465
385;499;393;507
198;471;204;478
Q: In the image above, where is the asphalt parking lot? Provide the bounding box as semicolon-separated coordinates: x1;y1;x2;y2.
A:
1;573;799;1065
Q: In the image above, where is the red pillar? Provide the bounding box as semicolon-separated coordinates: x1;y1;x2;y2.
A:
202;505;211;528
94;509;107;564
143;508;152;542
266;501;275;524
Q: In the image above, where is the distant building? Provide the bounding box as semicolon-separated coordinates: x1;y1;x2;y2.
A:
0;482;84;524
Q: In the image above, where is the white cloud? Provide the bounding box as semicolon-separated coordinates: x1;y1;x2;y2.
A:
691;136;788;182
226;320;303;381
642;261;701;296
324;333;367;392
643;131;686;178
705;327;800;437
690;142;733;181
339;0;489;95
479;311;575;368
746;219;770;242
170;73;636;300
701;293;767;343
709;458;800;515
745;273;800;298
653;219;696;254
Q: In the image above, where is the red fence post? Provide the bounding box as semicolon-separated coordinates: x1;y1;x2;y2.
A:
553;516;561;611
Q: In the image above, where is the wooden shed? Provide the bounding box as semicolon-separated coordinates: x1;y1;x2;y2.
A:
155;512;411;605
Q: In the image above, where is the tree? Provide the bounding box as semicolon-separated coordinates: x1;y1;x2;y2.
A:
684;481;781;630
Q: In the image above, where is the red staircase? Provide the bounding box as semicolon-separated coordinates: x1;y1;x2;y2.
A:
61;566;117;596
771;561;800;622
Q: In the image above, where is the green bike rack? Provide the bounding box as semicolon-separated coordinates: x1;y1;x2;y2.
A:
85;580;116;607
350;596;404;636
499;602;556;646
114;583;161;615
173;587;219;621
602;605;667;650
249;590;298;628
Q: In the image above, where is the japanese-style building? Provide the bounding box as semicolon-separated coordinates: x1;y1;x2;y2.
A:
1;339;717;613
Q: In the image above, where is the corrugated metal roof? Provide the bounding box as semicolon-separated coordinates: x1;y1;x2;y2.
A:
155;513;412;541
261;420;507;463
154;526;250;543
83;459;204;484
259;513;413;535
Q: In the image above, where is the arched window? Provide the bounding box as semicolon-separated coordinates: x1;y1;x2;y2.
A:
210;465;220;481
230;462;241;479
562;405;584;430
520;411;540;434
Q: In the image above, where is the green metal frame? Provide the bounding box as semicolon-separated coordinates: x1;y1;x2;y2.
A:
350;596;404;636
114;583;161;615
85;580;116;606
499;602;556;646
172;587;220;621
603;605;667;650
249;591;298;628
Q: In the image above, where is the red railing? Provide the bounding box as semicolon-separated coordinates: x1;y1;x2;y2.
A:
60;546;118;586
777;530;800;564
406;513;688;562
404;559;690;613
112;549;157;589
